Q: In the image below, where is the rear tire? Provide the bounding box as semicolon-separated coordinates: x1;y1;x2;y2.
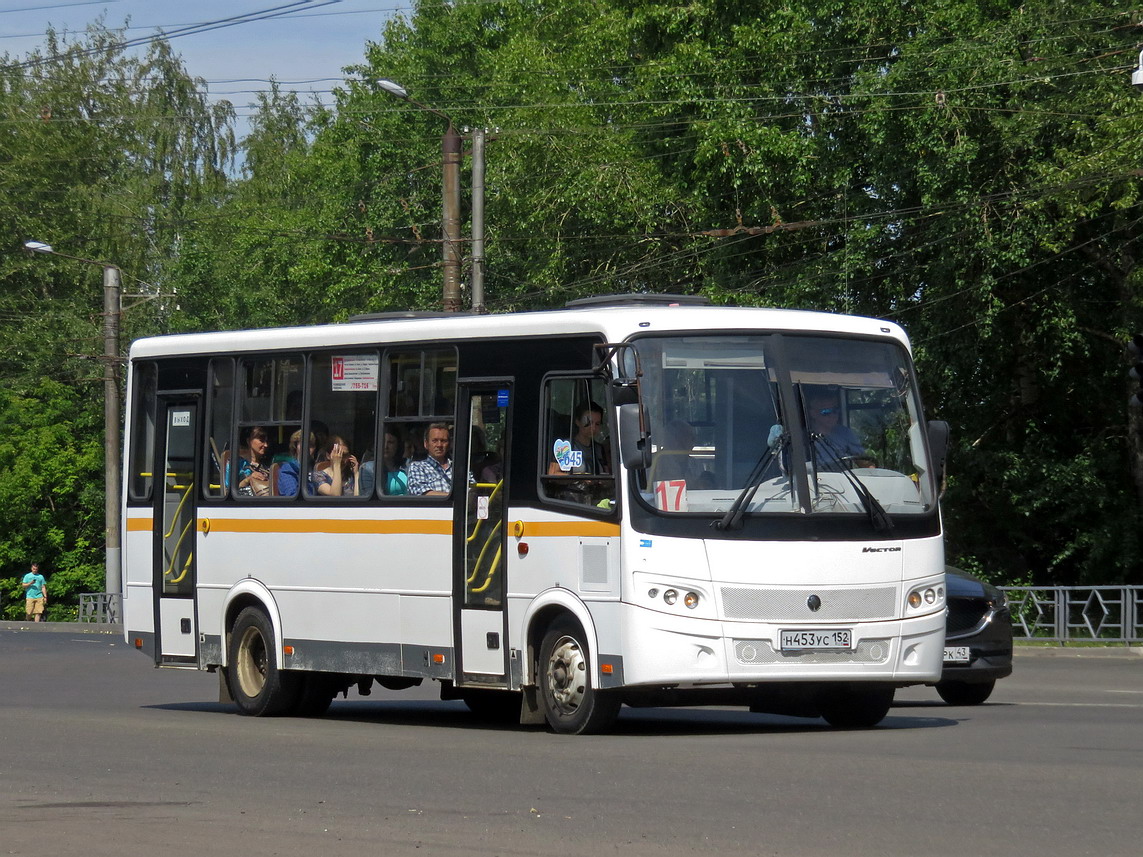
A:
538;618;620;735
936;679;995;706
818;686;894;728
227;607;300;716
291;673;339;717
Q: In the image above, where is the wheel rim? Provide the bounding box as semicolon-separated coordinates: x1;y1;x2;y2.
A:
235;625;268;699
545;634;587;716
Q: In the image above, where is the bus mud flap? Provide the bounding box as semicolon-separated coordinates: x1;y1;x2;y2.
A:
520;685;545;725
218;667;233;704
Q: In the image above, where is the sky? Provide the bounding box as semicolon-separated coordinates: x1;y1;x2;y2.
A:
0;1;411;118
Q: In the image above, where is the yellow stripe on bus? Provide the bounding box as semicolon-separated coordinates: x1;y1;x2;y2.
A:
203;518;453;535
518;521;620;537
126;516;620;538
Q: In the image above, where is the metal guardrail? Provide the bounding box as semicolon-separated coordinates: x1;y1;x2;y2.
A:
78;593;121;624
1000;586;1143;643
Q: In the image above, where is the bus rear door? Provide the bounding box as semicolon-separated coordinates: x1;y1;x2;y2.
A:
153;395;199;664
454;382;512;687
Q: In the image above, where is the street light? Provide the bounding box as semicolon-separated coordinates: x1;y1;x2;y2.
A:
23;240;122;602
376;78;463;313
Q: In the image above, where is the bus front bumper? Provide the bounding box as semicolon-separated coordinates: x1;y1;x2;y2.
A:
617;602;946;688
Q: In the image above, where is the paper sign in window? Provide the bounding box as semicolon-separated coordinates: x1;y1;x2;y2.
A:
654;479;688;512
331;355;379;392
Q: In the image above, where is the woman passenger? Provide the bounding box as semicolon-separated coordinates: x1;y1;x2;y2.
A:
310;435;360;496
234;425;271;496
382;428;409;495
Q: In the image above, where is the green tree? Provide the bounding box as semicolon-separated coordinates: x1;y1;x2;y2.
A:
840;1;1143;583
0;380;103;619
0;24;235;611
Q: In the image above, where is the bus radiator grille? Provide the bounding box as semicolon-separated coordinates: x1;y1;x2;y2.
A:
720;586;897;622
734;639;892;665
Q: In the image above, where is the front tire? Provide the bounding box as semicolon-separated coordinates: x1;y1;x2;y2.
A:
936;679;995;706
818;686;894;728
538;618;620;735
227;607;300;716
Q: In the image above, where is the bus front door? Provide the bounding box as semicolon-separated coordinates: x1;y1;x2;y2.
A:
154;397;199;664
454;383;512;686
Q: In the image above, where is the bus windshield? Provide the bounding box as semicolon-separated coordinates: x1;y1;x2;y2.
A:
632;334;937;517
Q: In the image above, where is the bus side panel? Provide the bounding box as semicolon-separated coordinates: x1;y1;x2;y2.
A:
506;507;622;686
123;511;156;655
194;509;455;678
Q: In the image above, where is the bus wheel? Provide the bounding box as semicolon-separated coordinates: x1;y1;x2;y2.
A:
818;686;894;729
538;619;620;735
228;607;299;716
935;679;995;706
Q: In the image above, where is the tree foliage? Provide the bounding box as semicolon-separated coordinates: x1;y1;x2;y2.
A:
3;3;1143;612
0;24;234;611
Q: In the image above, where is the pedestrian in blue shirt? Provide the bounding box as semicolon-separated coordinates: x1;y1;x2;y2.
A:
22;562;47;622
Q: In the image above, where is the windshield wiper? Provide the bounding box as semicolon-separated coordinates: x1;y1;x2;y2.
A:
713;429;787;531
810;433;894;532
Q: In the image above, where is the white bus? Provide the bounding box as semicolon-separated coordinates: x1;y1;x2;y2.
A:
122;294;950;733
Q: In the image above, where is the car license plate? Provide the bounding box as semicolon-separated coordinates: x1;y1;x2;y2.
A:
943;646;971;664
780;629;852;651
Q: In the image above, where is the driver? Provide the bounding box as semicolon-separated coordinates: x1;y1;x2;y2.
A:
805;388;868;468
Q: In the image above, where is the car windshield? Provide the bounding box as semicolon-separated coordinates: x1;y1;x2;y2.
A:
630;334;937;519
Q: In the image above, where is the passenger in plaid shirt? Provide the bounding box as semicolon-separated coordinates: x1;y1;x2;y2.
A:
407;423;453;495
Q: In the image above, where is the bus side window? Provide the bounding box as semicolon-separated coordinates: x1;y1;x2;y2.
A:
305;351;379;499
540;376;614;509
381;349;457;499
232;356;305;500
127;361;157;502
204;358;234;498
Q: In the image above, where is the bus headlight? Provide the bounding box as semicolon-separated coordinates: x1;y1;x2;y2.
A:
633;573;714;619
906;583;944;612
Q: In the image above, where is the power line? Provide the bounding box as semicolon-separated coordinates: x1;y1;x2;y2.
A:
0;1;344;71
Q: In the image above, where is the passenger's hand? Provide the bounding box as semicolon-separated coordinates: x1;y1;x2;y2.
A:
347;455;359;472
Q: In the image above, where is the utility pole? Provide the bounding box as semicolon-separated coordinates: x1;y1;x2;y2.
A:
103;264;121;596
376;79;466;313
442;122;463;313
471;127;486;314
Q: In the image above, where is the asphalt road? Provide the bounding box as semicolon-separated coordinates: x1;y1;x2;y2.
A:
1;628;1140;857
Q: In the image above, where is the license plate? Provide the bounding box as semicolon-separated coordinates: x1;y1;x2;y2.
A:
943;646;971;664
780;629;852;651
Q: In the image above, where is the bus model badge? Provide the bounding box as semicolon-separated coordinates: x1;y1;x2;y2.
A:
807;594;822;612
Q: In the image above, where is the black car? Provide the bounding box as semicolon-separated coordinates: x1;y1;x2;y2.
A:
933;566;1013;704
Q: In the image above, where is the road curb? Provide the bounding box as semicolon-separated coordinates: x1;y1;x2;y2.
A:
1014;644;1143;659
0;621;122;635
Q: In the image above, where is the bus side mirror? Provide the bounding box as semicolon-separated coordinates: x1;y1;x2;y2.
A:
610;379;639;406
927;420;950;486
618;404;652;470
